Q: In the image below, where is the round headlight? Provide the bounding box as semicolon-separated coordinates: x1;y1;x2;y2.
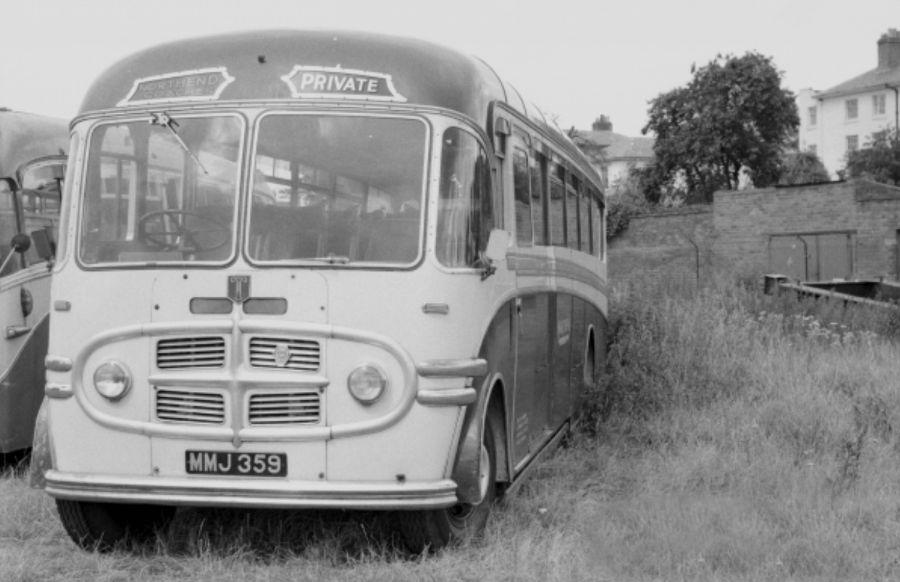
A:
93;361;132;401
347;365;387;404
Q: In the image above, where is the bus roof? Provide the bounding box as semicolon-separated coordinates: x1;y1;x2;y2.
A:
81;31;510;120
0;109;68;179
79;30;601;189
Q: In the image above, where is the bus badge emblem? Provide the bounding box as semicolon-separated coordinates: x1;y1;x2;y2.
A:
273;344;291;368
228;276;250;303
117;67;235;107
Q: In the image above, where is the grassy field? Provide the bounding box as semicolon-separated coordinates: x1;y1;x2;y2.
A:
2;278;900;581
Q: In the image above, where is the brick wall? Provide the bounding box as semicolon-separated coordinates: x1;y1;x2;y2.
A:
608;205;714;286
609;179;900;285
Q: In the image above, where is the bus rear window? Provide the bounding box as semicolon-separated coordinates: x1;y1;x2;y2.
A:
248;114;427;265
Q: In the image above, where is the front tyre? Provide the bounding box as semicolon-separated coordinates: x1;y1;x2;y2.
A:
56;499;175;552
398;415;498;553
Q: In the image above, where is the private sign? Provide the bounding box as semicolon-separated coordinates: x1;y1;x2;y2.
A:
281;65;407;102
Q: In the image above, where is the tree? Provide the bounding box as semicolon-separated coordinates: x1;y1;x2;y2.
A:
844;128;900;186
778;151;830;185
641;52;799;204
607;166;653;239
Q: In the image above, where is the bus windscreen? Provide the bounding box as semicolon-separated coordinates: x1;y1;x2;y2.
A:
247;114;426;266
79;115;242;265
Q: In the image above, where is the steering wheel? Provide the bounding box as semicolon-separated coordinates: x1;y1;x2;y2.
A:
137;209;230;253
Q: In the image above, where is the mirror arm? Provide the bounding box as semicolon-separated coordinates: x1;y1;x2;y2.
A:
478;257;496;281
0;247;19;273
0;249;17;275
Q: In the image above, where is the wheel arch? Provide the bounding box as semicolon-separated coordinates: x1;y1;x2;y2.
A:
451;373;509;505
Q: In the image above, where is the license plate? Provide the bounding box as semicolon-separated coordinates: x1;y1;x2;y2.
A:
185;450;287;477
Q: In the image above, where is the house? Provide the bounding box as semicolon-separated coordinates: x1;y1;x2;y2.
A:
570;116;654;192
799;29;900;178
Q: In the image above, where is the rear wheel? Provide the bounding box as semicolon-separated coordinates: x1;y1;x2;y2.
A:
56;499;175;552
398;415;498;553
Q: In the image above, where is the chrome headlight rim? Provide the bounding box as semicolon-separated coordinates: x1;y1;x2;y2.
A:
347;363;388;405
93;360;133;401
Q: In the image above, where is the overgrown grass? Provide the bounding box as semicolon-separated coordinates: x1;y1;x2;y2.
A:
578;277;900;580
2;278;899;580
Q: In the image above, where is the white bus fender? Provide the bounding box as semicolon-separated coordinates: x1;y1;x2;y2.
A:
28;398;51;489
452;374;504;505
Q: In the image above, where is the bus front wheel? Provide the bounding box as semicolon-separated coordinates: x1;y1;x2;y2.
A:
56;499;175;552
398;415;497;553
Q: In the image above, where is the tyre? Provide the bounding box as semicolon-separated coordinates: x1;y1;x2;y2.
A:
398;414;498;553
56;499;175;552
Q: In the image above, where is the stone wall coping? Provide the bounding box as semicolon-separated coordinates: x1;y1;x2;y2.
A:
630;205;712;219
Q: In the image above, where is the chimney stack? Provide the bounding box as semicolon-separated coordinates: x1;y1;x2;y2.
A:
878;28;900;69
592;115;612;132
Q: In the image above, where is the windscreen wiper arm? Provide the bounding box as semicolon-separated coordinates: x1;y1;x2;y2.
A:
150;112;209;175
309;255;351;264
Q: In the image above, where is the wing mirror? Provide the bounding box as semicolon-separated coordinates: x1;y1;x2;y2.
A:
479;229;510;281
30;229;54;262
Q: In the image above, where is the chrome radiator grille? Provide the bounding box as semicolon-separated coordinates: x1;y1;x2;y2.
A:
249;337;320;371
155;389;225;424
248;390;321;425
157;337;226;369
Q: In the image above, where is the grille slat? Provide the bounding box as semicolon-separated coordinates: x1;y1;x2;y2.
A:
248;391;321;425
157;337;226;369
249;337;320;371
156;389;225;424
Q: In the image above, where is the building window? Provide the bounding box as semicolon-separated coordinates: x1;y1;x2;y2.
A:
873;94;886;116
808;144;817;156
845;99;858;120
808;106;817;126
846;135;859;153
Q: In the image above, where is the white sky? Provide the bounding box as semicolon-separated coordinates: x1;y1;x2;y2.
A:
2;0;898;136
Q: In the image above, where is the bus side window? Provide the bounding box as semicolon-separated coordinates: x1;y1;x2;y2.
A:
0;181;21;276
512;148;532;246
548;162;565;248
531;153;546;246
578;179;591;254
592;190;604;258
437;128;493;268
566;174;579;251
578;185;594;254
19;159;66;265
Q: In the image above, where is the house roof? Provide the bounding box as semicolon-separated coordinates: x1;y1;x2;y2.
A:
817;66;900;99
571;129;654;161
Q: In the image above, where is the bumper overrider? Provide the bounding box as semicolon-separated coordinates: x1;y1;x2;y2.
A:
38;318;486;509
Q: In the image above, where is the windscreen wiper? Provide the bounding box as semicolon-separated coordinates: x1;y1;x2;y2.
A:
149;112;209;175
309;255;351;264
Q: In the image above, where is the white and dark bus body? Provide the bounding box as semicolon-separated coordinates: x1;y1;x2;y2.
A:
0;109;67;459
32;31;608;551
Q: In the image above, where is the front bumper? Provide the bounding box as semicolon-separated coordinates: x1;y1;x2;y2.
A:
43;470;458;510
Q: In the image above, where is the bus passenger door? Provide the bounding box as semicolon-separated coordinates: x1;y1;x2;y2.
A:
508;133;554;465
